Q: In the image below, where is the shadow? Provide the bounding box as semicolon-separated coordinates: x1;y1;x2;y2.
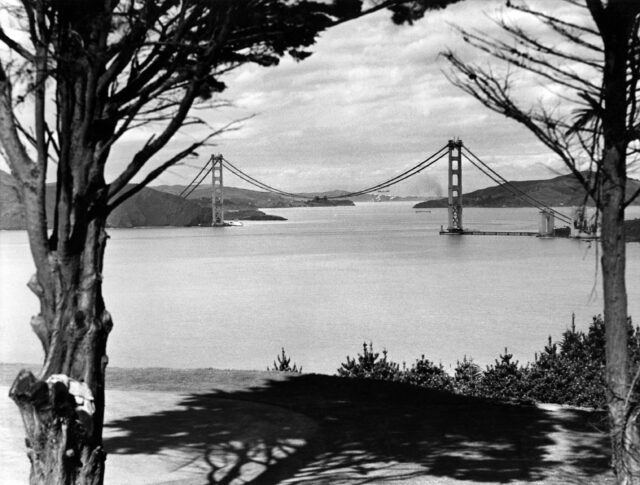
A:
104;374;613;484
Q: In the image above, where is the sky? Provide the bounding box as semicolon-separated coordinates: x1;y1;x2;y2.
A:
145;0;586;197
2;1;599;197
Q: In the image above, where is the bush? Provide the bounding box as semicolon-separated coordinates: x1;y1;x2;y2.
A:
524;321;605;407
333;315;640;409
268;348;302;373
337;342;401;381
403;355;453;391
453;356;482;396
477;349;528;403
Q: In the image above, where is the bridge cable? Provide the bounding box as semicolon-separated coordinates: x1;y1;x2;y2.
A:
179;159;212;198
221;143;450;200
461;154;553;215
462;154;573;225
222;158;313;198
182;164;213;199
463;146;572;223
181;160;213;199
463;155;573;225
328;145;449;199
462;147;573;224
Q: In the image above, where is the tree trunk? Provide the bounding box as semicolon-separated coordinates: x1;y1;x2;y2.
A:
601;157;640;483
9;218;112;485
597;2;640;479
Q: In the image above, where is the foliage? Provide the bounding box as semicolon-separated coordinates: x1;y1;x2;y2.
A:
525;315;640;408
403;355;453;391
336;316;640;409
337;343;451;390
337;342;402;381
476;349;528;403
452;356;481;397
268;348;302;373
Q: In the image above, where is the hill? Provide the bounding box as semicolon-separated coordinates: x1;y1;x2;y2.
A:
0;170;285;229
414;172;640;209
627;219;640;242
154;184;306;209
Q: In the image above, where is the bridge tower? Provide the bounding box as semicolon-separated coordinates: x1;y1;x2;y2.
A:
211;155;225;226
447;139;463;232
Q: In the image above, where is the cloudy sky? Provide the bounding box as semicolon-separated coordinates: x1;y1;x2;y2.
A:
148;0;585;197
3;1;598;197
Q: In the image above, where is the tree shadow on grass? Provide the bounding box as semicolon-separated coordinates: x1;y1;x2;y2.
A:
103;374;612;484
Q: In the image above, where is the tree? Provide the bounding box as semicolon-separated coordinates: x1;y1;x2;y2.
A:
0;1;462;483
442;1;640;481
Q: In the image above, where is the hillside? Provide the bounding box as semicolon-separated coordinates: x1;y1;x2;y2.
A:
414;172;640;209
155;184;306;209
628;219;640;242
0;170;284;229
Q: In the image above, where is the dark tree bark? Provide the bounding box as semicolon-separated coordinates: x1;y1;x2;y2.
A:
9;218;112;484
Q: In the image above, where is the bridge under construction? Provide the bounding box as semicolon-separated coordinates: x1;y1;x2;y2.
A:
179;139;576;237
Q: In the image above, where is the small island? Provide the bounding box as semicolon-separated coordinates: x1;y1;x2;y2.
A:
304;196;355;207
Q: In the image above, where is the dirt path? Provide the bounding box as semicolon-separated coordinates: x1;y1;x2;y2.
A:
0;365;615;484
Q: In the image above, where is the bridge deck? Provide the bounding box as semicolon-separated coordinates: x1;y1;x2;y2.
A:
439;230;539;237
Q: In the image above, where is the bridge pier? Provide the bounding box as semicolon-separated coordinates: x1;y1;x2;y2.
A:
211;155;225;227
538;209;555;236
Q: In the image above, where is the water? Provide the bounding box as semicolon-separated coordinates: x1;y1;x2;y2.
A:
2;203;640;375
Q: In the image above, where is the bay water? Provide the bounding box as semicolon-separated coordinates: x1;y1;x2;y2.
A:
2;202;640;375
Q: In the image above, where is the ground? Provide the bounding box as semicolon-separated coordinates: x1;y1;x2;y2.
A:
0;364;614;485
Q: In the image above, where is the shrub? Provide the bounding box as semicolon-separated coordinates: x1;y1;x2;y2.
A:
453;356;482;396
525;321;605;407
520;315;640;408
268;348;302;373
333;315;640;409
476;349;528;402
337;342;401;381
403;355;454;391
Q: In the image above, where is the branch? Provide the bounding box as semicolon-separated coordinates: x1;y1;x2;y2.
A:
0;27;35;62
0;60;50;278
454;26;600;94
107;113;251;210
106;81;200;198
508;2;600;39
0;62;36;182
443;52;599;202
107;136;214;210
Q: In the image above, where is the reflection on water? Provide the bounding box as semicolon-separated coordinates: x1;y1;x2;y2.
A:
2;203;640;374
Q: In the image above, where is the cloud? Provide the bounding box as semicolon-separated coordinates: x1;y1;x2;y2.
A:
2;1;596;196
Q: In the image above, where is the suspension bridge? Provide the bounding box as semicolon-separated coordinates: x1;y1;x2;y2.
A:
179;139;576;237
